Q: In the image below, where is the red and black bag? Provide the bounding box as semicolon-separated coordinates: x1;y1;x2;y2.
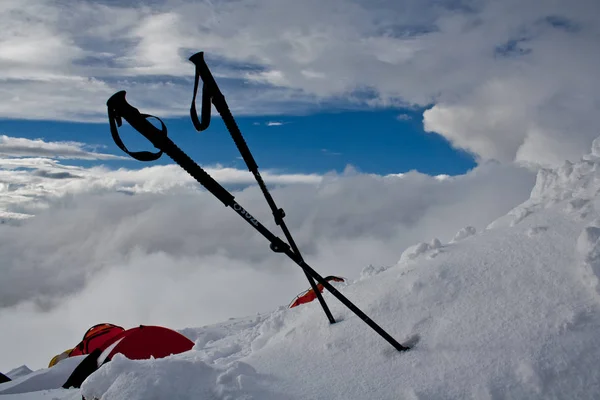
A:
69;323;125;357
62;324;194;390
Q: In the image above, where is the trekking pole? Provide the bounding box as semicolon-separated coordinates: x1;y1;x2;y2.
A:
106;90;410;352
188;52;336;325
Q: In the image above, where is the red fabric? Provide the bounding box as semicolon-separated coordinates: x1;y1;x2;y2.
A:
69;325;125;357
68;324;193;362
290;289;319;308
107;326;194;360
289;276;346;308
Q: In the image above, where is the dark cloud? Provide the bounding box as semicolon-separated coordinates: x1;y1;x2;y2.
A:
32;170;81;180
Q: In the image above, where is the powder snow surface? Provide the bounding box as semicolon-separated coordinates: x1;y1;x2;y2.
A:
5;140;600;399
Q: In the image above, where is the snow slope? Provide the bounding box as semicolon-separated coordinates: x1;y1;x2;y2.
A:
5;139;600;399
5;366;33;381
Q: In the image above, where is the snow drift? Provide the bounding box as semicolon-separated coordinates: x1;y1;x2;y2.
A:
6;138;600;399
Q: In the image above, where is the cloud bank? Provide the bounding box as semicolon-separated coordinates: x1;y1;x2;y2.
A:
0;152;536;370
0;162;323;222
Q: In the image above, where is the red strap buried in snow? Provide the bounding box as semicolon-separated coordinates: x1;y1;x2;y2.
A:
289;276;346;308
290;289;319;308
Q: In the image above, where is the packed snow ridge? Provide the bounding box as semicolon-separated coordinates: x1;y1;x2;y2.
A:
6;138;600;399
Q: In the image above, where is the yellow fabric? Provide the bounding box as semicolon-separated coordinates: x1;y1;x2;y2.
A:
48;348;73;368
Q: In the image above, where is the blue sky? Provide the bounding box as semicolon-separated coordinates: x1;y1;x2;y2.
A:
0;108;475;176
0;0;596;170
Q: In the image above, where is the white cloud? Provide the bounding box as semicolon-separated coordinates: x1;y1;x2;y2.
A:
0;0;597;165
266;121;283;126
0;153;536;370
0;131;324;223
321;149;342;156
0;135;126;160
0;158;323;221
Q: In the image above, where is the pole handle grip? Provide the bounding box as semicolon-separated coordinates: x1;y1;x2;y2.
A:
106;90;166;162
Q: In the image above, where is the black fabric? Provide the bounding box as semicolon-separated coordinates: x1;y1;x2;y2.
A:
106;91;167;162
108;108;165;162
0;371;10;384
62;349;102;389
189;51;216;132
190;64;213;132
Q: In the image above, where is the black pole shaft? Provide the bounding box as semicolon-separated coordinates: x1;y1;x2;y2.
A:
107;90;408;351
212;96;336;324
158;137;408;351
231;197;408;351
190;52;336;324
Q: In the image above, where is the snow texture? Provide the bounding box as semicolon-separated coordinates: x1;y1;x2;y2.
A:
576;219;600;295
0;356;85;395
397;238;442;264
359;264;387;280
6;138;600;399
451;226;476;242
